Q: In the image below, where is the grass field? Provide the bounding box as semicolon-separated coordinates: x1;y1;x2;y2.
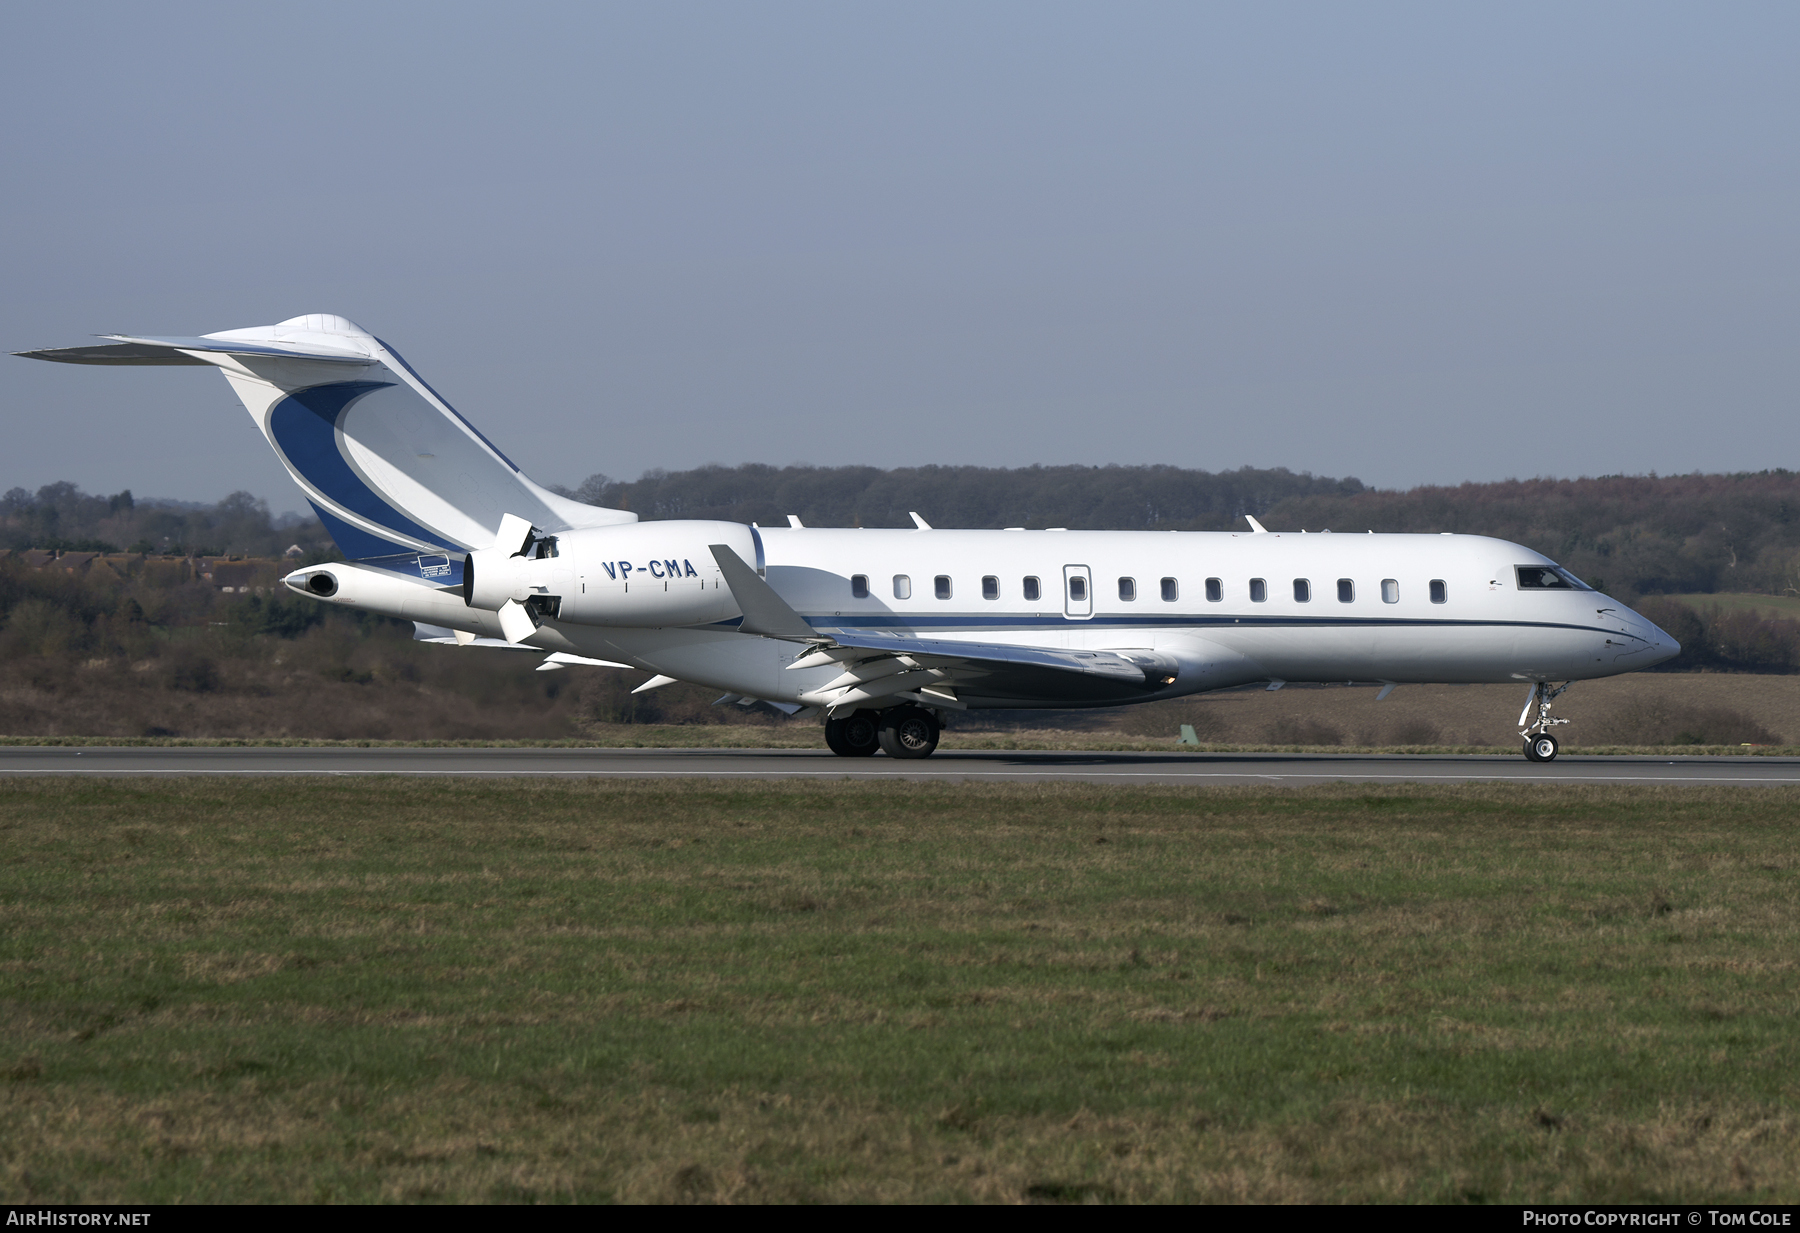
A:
3;779;1798;1204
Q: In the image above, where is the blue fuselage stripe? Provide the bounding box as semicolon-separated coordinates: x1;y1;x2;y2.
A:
269;381;445;552
309;502;415;561
775;613;1638;638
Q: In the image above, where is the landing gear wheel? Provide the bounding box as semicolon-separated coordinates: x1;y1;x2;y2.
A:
1518;683;1572;762
877;705;940;759
824;710;881;757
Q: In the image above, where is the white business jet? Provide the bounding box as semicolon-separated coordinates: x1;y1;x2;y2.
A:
18;314;1679;761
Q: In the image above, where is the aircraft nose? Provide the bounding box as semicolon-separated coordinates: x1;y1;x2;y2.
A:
1608;600;1680;666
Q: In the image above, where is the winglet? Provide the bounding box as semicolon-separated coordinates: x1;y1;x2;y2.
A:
1245;515;1269;533
709;544;822;640
909;512;932;530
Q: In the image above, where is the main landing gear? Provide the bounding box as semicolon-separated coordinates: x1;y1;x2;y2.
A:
823;709;881;757
824;705;941;759
1519;681;1571;762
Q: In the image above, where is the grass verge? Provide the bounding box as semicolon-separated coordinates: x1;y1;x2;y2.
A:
1;730;1797;756
3;779;1798;1202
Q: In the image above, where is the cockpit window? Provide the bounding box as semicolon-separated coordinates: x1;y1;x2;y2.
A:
1515;565;1591;591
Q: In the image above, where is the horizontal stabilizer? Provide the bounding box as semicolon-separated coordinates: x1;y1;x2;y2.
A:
102;333;374;363
13;342;211;366
16;335;373;366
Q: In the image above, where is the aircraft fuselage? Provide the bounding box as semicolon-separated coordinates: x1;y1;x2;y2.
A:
301;525;1678;708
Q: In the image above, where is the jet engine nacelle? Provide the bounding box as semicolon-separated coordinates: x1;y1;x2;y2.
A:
283;560;482;632
464;519;756;628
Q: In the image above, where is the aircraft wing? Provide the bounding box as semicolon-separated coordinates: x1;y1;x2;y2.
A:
789;629;1179;710
832;629;1172;684
715;541;1178;710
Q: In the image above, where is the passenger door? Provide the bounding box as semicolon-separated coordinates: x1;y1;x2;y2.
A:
1063;564;1093;620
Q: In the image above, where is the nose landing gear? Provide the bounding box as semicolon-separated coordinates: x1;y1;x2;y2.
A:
1519;682;1571;762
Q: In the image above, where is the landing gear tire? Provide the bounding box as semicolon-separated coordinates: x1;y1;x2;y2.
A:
824;710;881;757
877;705;940;759
1523;733;1559;763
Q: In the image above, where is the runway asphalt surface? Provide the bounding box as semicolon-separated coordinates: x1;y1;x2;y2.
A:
1;745;1798;786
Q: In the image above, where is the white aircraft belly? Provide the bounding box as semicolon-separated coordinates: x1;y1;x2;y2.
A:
1210;621;1581;684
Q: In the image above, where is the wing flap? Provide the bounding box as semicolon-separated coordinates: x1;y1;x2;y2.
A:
827;629;1159;683
800;629;1179;707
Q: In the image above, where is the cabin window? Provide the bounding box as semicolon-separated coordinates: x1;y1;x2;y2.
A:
1023;576;1041;601
851;574;869;599
1118;577;1136;601
1293;578;1311;603
1068;575;1088;602
1205;577;1223;603
982;575;999;600
1161;577;1178;602
935;575;952;600
1381;579;1399;604
893;574;911;600
1250;578;1267;603
1430;579;1448;604
1337;578;1354;603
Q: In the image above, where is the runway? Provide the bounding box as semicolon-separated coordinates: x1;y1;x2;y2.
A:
1;745;1798;786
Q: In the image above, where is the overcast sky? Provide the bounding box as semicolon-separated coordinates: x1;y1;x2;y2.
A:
3;2;1796;509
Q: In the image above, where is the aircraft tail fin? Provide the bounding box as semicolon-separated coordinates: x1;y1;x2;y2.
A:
16;314;634;559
